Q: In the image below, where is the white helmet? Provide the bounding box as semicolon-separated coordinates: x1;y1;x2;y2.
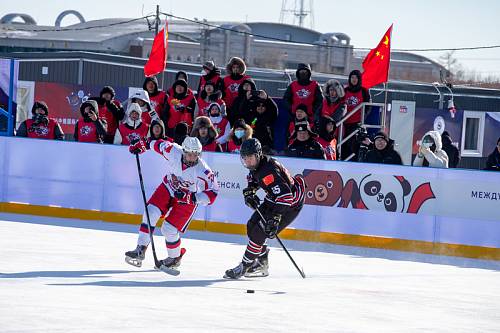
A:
181;137;203;167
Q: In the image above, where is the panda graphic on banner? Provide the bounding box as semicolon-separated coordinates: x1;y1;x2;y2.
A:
303;169;436;214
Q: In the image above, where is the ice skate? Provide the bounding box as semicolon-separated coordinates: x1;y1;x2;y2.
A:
125;245;147;267
155;248;186;276
245;247;269;278
223;261;252;279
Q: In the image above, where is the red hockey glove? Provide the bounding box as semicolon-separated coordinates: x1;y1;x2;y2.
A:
129;138;148;155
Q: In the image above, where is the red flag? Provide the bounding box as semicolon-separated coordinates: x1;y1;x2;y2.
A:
362;24;392;89
144;21;168;77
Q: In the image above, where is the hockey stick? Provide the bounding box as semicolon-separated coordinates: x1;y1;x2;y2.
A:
134;153;161;269
254;207;306;279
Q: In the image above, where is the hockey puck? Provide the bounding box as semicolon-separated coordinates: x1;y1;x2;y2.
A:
246;289;255;293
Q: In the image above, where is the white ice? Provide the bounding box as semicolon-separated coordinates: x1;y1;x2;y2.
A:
1;213;499;333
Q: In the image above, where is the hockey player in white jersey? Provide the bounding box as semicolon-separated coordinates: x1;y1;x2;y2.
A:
125;136;218;272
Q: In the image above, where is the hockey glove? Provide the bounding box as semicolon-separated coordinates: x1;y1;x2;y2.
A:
129;138;148;155
174;189;197;205
264;214;282;239
243;187;260;210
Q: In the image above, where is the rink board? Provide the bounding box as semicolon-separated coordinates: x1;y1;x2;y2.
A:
1;136;500;260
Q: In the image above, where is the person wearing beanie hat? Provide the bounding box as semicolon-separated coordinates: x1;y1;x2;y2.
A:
163;79;198;135
168;71;195;98
361;131;403;165
74;99;107;143
222;57;251;109
91;86;125;143
287;103;309;144
317;116;338;160
282;63;323;126
16;101;64;140
143;76;167;115
484;137;500;171
197;60;223;97
195;81;226;118
226;118;253;153
285;120;325;160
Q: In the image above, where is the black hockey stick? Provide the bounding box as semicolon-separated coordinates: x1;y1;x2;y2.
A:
254;207;306;278
134;153;161;269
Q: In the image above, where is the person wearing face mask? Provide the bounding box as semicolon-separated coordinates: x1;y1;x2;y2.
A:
208;103;231;147
361;131;402;165
342;70;371;160
190;116;223;152
127;90;158;126
74;99;107;143
195;81;226;118
222;57;251;110
143;76;167;116
227;119;253;153
17;101;64;140
163;79;198;135
282;63;323;126
89;86;125;143
113;103;150;145
413;130;448;168
197;61;223;97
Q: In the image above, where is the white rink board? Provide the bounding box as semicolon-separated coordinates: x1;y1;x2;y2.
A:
1;136;500;248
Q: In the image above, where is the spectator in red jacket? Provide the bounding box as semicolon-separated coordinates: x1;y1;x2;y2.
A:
342;70;371;160
226;118;253;153
114;103;149;145
197;60;223;96
195;81;226;118
127;90;158;125
143;76;167;116
317;116;337;160
321;79;346;123
208;103;231;147
74;99;107;143
222;57;251;110
168;71;195;98
190;116;222;152
16;101;64;140
91;86;125;143
163;79;197;135
283;63;323;126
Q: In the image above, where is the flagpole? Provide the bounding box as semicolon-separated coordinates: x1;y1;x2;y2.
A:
383;24;393;133
154;5;165;91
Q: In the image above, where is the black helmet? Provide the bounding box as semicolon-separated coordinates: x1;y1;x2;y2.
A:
240;138;263;170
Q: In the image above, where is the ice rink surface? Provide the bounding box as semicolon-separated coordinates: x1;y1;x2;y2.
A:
1;213;499;333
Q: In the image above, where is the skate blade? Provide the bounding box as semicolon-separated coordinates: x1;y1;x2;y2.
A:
244;271;269;278
155;265;180;276
125;256;142;268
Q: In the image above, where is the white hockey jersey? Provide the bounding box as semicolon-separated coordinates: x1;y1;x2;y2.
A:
150;139;219;205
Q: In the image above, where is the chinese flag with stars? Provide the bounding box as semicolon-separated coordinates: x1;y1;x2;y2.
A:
362;24;393;89
144;21;169;77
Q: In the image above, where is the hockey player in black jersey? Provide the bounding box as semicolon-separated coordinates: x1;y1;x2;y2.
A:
224;138;306;279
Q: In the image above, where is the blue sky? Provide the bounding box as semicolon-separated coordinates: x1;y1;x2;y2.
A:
2;0;499;76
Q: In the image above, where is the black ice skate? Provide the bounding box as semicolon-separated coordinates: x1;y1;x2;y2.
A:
223;261;252;279
125;245;147;267
156;248;186;276
245;247;269;278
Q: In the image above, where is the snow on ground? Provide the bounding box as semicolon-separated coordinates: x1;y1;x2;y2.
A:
1;213;499;333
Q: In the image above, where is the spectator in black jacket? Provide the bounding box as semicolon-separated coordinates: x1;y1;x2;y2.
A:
173;121;189;146
441;131;460;168
362;131;403;165
229;78;257;126
484;137;500;171
241;91;278;154
285;120;326;160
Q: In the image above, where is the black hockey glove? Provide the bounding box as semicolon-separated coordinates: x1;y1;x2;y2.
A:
243;187;260;210
174;189;197;205
264;214;281;239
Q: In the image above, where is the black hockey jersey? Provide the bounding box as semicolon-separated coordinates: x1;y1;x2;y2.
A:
247;155;306;214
